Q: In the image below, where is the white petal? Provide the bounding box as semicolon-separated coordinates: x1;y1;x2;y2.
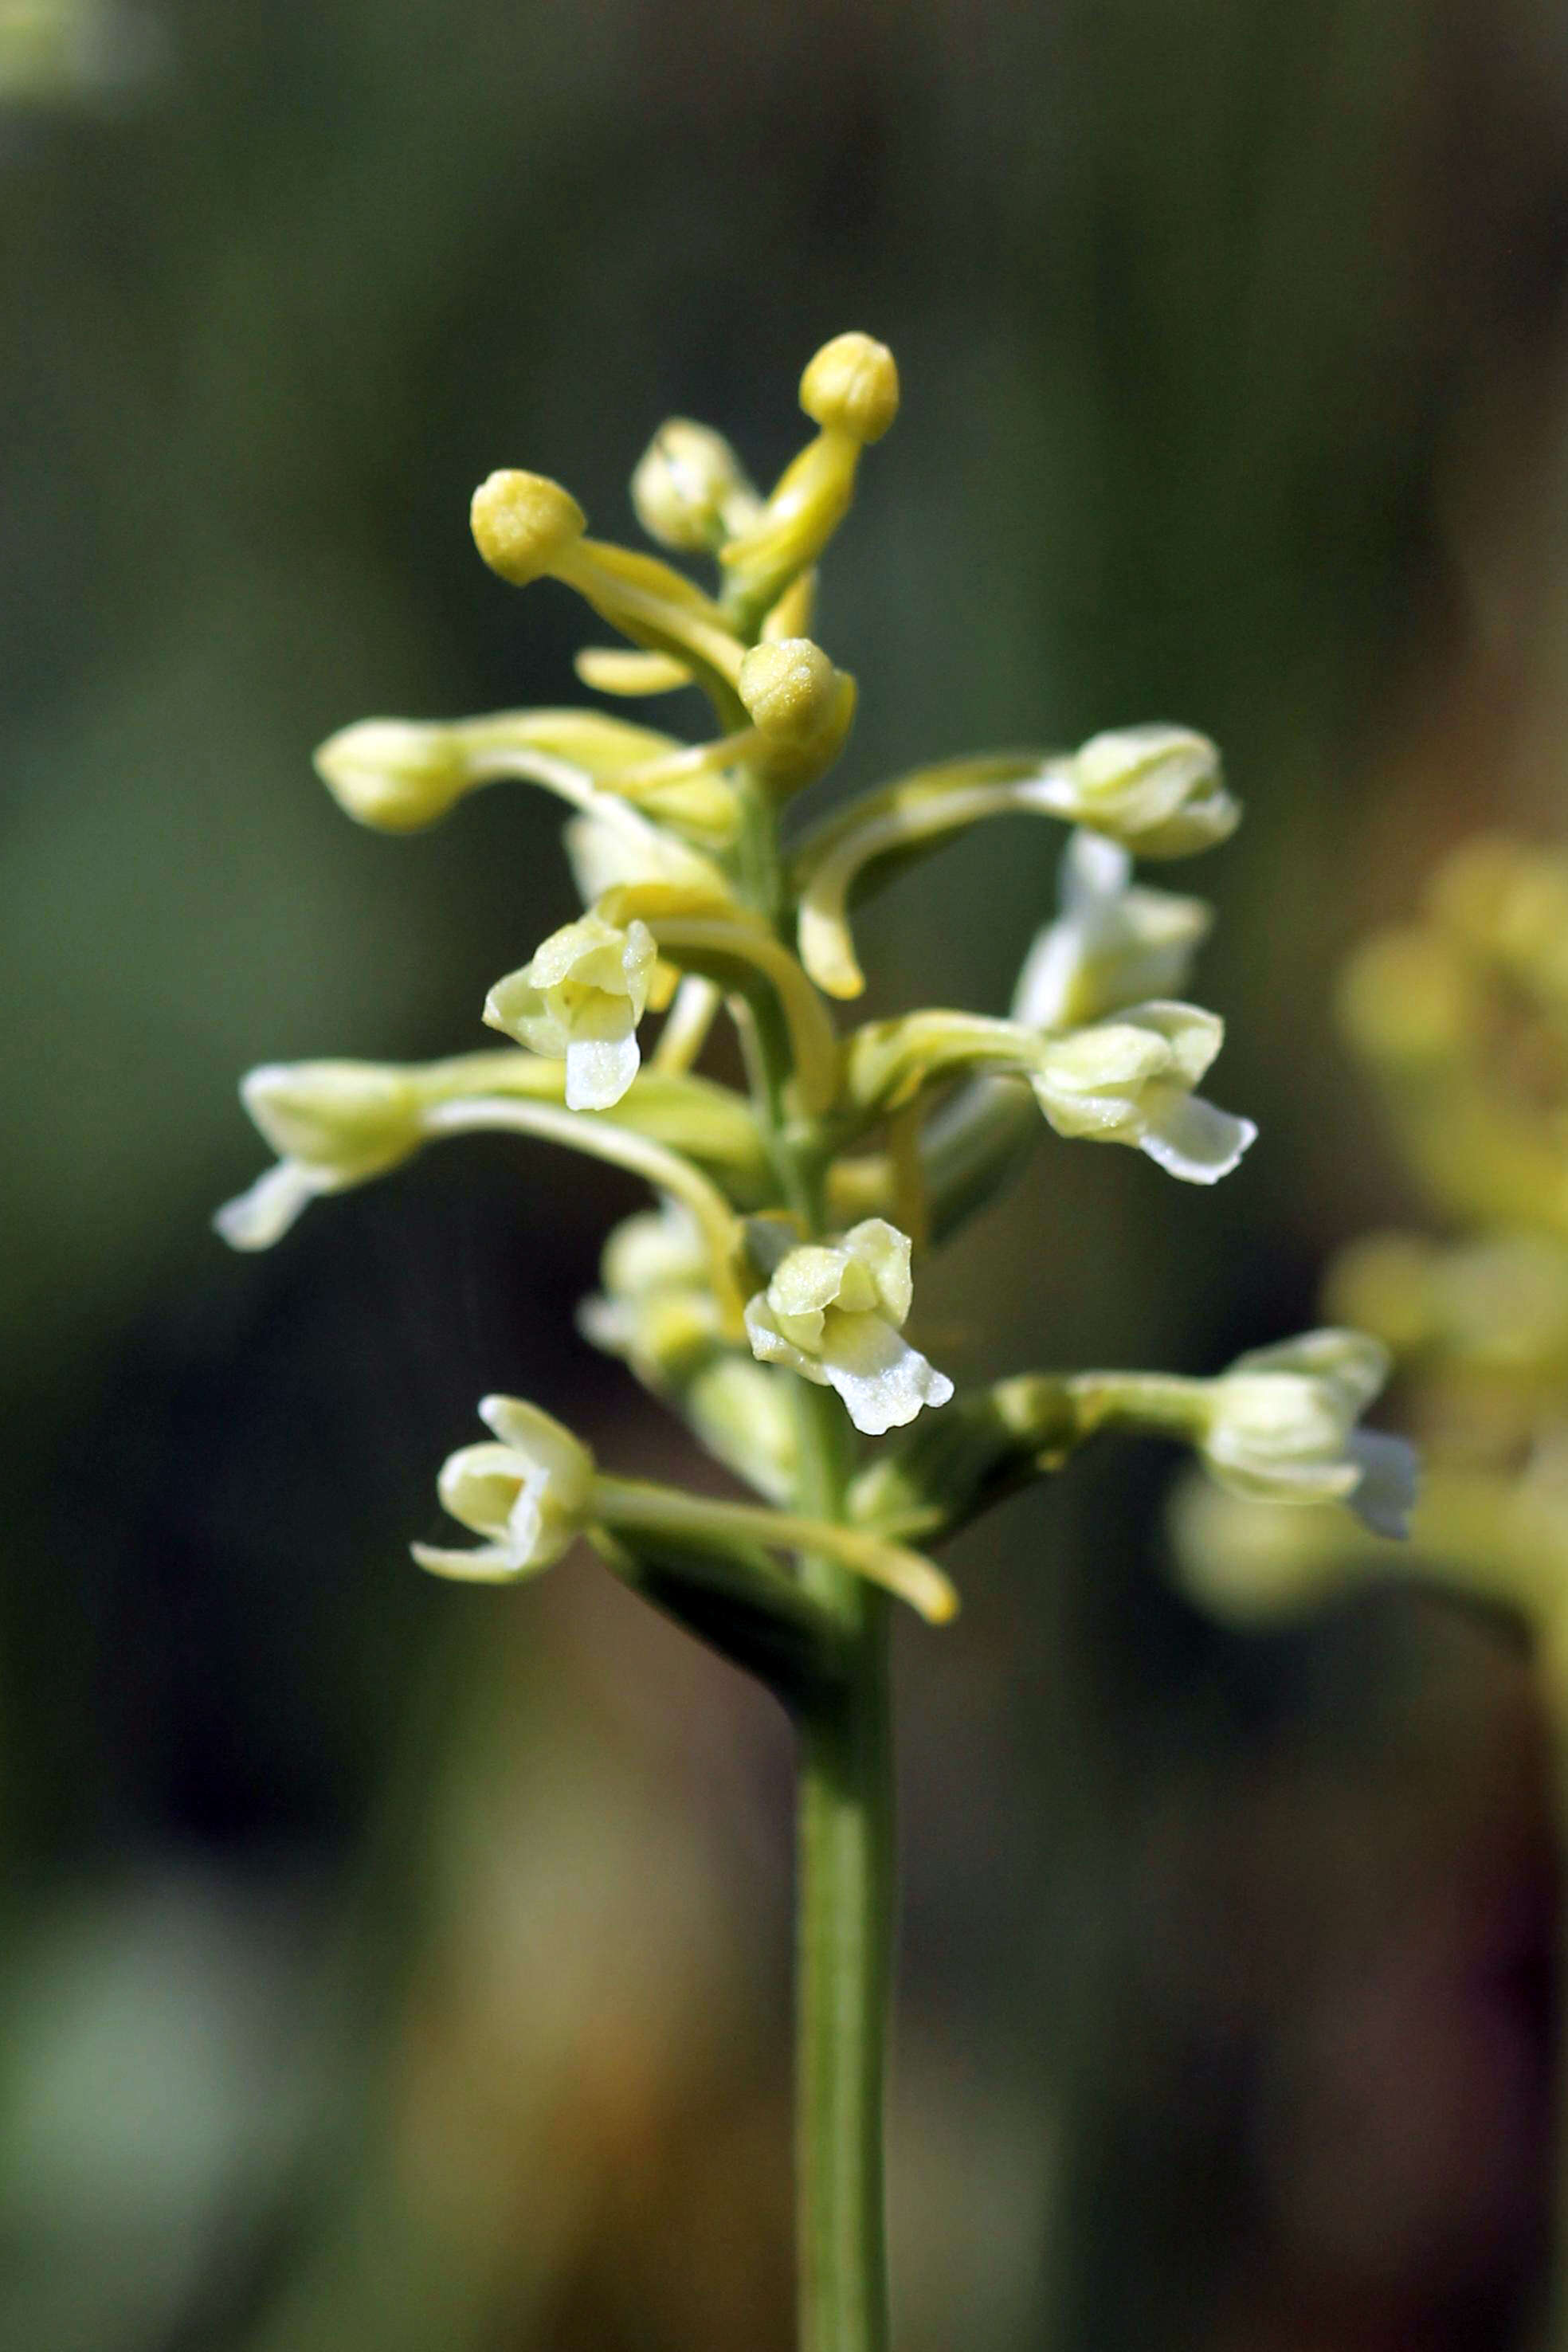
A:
504;1476;548;1566
564;1028;641;1111
483;969;553;1046
213;1159;321;1250
1139;1095;1256;1184
1060;826;1133;907
1204;1445;1359;1506
769;1243;853;1319
1009;918;1084;1031
410;1540;527;1584
744;1294;829;1384
1346;1430;1419;1539
577;1293;634;1355
842;1219;914;1324
478;1394;590;1484
435;1441;527;1537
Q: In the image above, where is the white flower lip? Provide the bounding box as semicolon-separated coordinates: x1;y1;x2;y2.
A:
743;1218;953;1437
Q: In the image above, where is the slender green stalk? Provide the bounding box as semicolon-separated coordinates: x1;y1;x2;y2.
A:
796;1581;894;2352
733;755;895;2352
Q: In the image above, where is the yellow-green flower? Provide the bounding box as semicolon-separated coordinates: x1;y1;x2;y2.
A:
578;1197;721;1371
412;1395;595;1582
484;911;658;1111
1037;725;1237;857
1198;1331;1417;1534
214;1060;427;1249
744;1218;953;1437
1029;1001;1255;1183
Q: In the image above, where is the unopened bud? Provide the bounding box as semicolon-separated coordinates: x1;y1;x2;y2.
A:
631;419;756;551
470;469;586;586
313;718;470;832
241;1061;424;1182
799;333;900;445
739;638;837;741
738;637;856;790
1069;725;1236;857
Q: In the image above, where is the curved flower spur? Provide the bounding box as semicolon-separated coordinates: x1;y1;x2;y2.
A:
218;332;1415;2352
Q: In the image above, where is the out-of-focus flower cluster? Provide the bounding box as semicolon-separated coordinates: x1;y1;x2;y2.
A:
1173;833;1568;1684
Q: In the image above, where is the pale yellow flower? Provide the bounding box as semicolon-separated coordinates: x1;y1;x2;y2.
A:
744;1218;953;1436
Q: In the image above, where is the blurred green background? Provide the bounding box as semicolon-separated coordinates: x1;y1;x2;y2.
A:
6;2;1568;2345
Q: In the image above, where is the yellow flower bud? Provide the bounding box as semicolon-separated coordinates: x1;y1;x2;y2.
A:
739;637;836;739
718;338;899;624
798;332;900;445
631;418;758;551
312;718;471;832
470;469;587;586
735;637;857;790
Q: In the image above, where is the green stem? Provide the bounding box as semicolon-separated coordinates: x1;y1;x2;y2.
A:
796;1581;894;2352
735;740;894;2350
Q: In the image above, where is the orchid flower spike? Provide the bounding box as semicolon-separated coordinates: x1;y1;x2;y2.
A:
484;911;658;1111
1029;1001;1256;1184
1198;1330;1418;1536
1013;829;1213;1033
744;1217;954;1437
412;1395;595;1583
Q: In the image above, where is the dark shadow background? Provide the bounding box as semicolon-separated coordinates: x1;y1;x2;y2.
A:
5;2;1568;2345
